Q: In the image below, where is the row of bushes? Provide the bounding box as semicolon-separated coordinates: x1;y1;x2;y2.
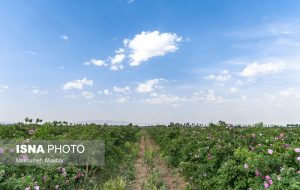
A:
0;121;140;189
148;123;300;189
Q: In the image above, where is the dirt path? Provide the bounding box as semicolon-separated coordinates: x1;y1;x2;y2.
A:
134;133;186;190
134;136;148;190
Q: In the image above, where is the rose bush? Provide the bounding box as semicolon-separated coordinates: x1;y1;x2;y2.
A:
148;122;300;189
0;120;140;189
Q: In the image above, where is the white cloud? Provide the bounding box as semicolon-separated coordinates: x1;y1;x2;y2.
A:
63;77;93;90
270;88;300;107
113;86;130;94
206;70;231;81
84;31;181;70
224;58;249;65
127;0;135;3
25;51;37;56
229;87;238;93
81;91;94;99
60;35;69;40
235;80;244;86
144;94;183;106
110;64;124;71
109;49;126;71
104;89;110;95
84;58;107;67
111;54;126;65
31;87;48;95
136;79;163;93
116;97;127;103
150;92;158;97
272;88;300;100
64;94;77;99
116;48;125;54
0;85;8;92
64;91;94;100
240;62;285;77
193;90;224;103
124;31;182;66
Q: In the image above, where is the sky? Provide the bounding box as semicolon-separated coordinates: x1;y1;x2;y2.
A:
1;0;300;124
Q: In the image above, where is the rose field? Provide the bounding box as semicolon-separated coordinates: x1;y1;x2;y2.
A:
0;121;299;190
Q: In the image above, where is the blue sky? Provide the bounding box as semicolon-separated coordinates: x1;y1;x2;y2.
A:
1;0;300;124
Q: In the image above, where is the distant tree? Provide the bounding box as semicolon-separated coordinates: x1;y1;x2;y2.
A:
53;121;58;126
255;122;264;128
218;120;227;127
168;122;175;127
24;117;33;124
36;118;43;124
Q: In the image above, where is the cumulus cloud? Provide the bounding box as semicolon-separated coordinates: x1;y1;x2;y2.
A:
0;85;8;92
110;54;125;65
85;31;181;70
240;62;285;77
116;97;127;103
113;86;130;94
60;35;69;40
116;48;125;54
193;90;224;103
84;58;107;67
235;80;244;86
270;88;300;107
229;87;238;93
150;92;158;97
63;77;93;90
144;94;183;106
31;87;48;95
124;31;182;66
103;89;110;95
109;49;126;71
81;91;94;99
25;50;37;56
272;88;300;100
206;70;231;81
136;79;163;93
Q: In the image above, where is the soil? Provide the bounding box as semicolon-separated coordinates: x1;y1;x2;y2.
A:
133;136;149;190
133;134;187;190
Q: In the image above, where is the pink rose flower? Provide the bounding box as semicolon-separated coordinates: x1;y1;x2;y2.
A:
282;144;289;148
42;175;47;182
265;175;271;180
268;149;273;154
0;148;4;154
269;179;273;185
207;153;212;160
295;148;300;153
28;129;35;135
255;170;260;176
20;154;29;160
264;182;270;188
